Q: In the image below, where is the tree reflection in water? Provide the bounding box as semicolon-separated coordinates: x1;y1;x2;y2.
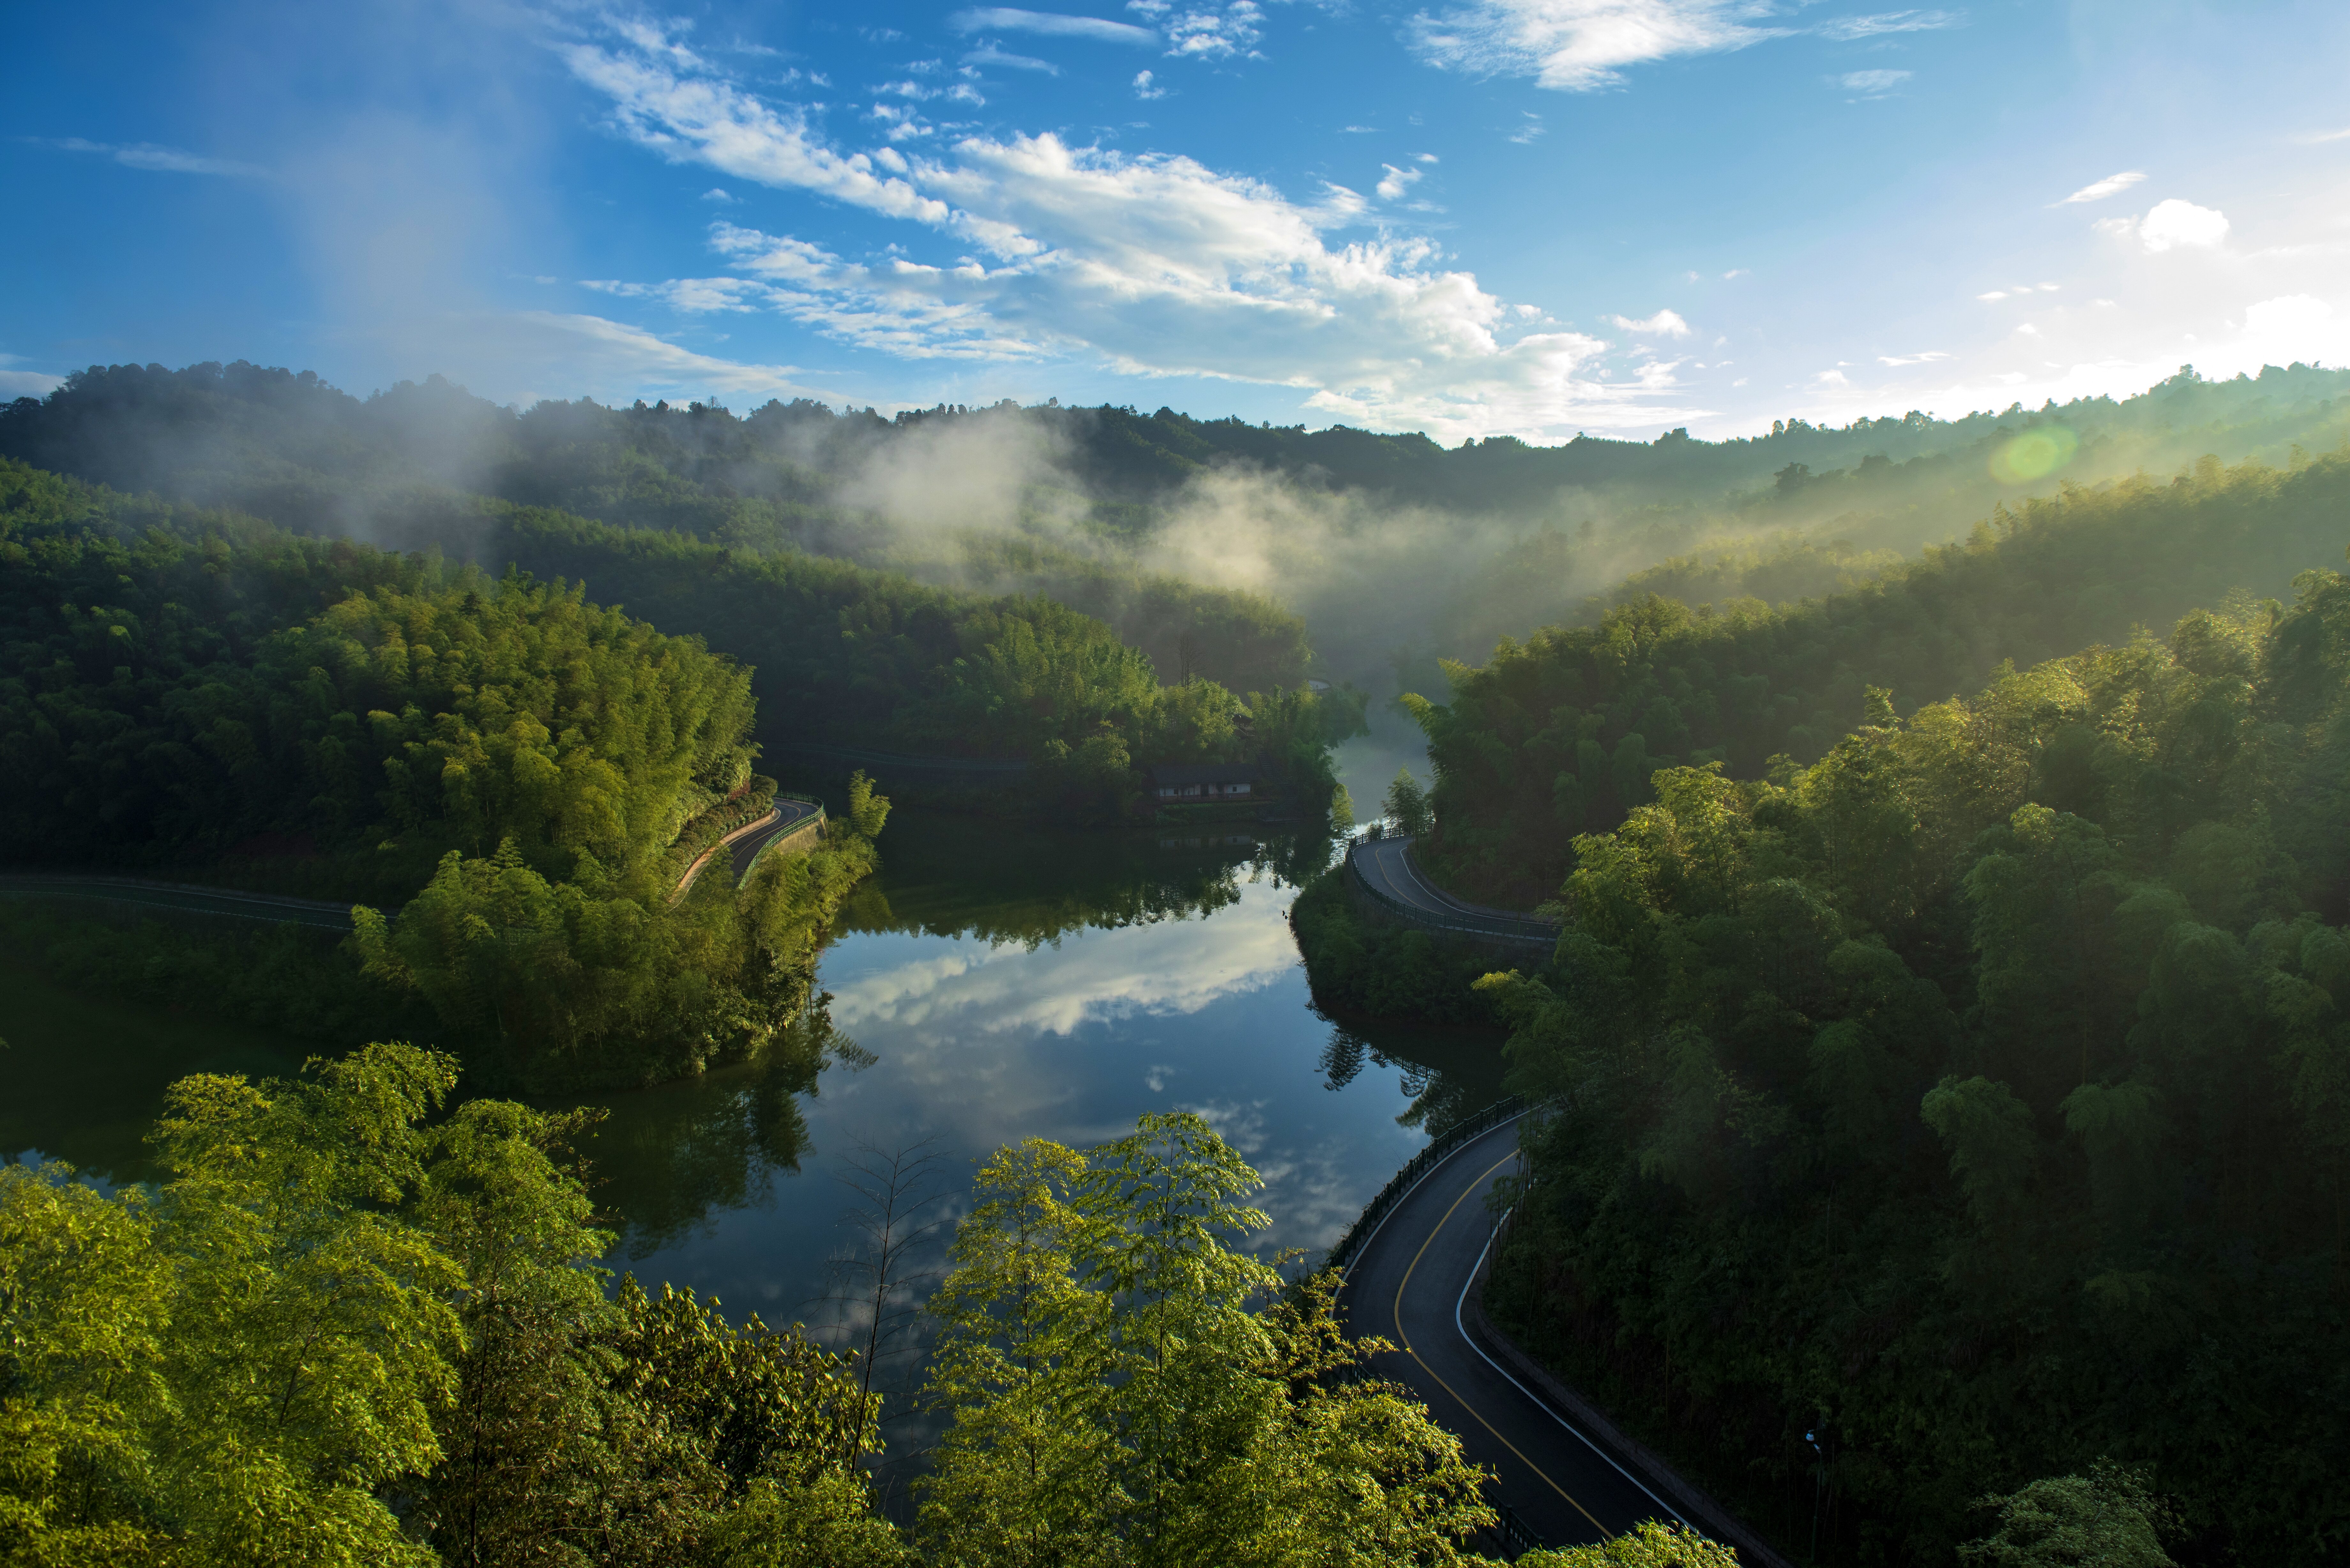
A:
578;994;870;1258
1317;1013;1508;1139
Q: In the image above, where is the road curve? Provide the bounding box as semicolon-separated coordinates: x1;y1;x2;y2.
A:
1340;1113;1685;1551
726;796;823;881
1350;836;1560;946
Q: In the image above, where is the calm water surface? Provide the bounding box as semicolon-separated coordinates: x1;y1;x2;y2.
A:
580;805;1505;1339
5;782;1504;1364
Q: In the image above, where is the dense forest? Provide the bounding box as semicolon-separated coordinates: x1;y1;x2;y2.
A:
1406;447;2350;905
1460;569;2350;1560
0;1056;1543;1566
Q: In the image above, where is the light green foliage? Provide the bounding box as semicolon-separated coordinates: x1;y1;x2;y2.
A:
354;780;885;1088
1518;1520;1742;1568
1;1043;896;1568
1480;575;2350;1559
1960;1463;2177;1568
1383;769;1433;837
919;1113;1497;1567
0;1042;465;1566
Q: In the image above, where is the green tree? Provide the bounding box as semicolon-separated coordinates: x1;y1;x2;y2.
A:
918;1113;1497;1567
1383;769;1434;838
1518;1521;1741;1567
1960;1463;2176;1568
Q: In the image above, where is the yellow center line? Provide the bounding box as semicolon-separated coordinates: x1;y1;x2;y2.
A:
1391;1148;1609;1537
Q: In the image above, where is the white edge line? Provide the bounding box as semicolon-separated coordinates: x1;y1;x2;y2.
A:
1455;1205;1687;1528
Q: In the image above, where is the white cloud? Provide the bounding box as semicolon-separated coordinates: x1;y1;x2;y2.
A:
35;136;269;178
1977;289;2008;300
2056;169;2145;205
0;367;63;397
1609;307;1691;335
2136;198;2230;252
1813;368;1851;386
1877;350;1950;366
558;24;1710;438
701;186;736;201
1509;111;1545;143
2293;126;2350;145
1133;68;1168;97
948;7;1160;44
1415;152;1440;163
1408;0;1785;93
1722;267;1748;279
1160;1;1265;59
584;275;770;312
1838;68;1910;94
1817;8;1964;39
963;44;1062;72
1375;162;1422;200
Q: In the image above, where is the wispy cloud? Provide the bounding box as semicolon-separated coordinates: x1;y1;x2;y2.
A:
555;20;1710;439
2294;126;2350;145
1610;308;1692;336
1375;162;1422;201
2055;169;2144;205
1508;111;1545;143
1818;9;1964;40
1409;0;1785;93
948;7;1160;44
1838;68;1910;95
1877;350;1951;366
964;44;1063;72
31;136;269;178
1133;69;1168;98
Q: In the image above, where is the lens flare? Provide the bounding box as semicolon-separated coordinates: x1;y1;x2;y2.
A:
1990;425;2079;484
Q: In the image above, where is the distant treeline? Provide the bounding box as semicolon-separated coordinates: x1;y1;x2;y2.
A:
1410;448;2350;904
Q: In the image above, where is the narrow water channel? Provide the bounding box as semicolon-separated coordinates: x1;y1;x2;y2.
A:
577;803;1505;1340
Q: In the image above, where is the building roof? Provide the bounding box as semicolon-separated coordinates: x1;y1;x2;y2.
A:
1149;762;1256;786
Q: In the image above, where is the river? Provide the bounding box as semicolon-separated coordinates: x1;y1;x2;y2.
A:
4;773;1504;1400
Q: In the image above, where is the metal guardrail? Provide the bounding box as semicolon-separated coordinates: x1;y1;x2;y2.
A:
1325;1093;1526;1275
739;801;827;881
1345;841;1559;949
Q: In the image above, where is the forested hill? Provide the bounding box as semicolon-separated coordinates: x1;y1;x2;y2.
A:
1410;447;2350;904
0;460;1360;851
1480;567;2350;1559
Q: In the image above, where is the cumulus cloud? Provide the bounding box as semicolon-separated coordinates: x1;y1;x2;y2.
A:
32;136;270;178
947;7;1160;43
1610;308;1691;335
1408;0;1785;93
2056;169;2145;205
2135;198;2230;252
1817;8;1964;39
1375;162;1422;200
1133;68;1168;97
557;21;1705;438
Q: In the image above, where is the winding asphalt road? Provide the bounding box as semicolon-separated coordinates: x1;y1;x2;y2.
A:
1341;1112;1687;1552
1349;837;1560;947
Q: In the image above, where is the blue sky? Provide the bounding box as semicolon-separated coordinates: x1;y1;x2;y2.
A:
6;0;2349;441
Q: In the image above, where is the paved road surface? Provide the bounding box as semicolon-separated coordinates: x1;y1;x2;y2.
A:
726;796;823;880
0;873;364;930
1349;837;1560;946
1341;1112;1686;1551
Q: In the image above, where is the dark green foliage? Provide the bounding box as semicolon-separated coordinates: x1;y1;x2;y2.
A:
1412;448;2350;904
1479;582;2350;1562
1287;867;1500;1027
